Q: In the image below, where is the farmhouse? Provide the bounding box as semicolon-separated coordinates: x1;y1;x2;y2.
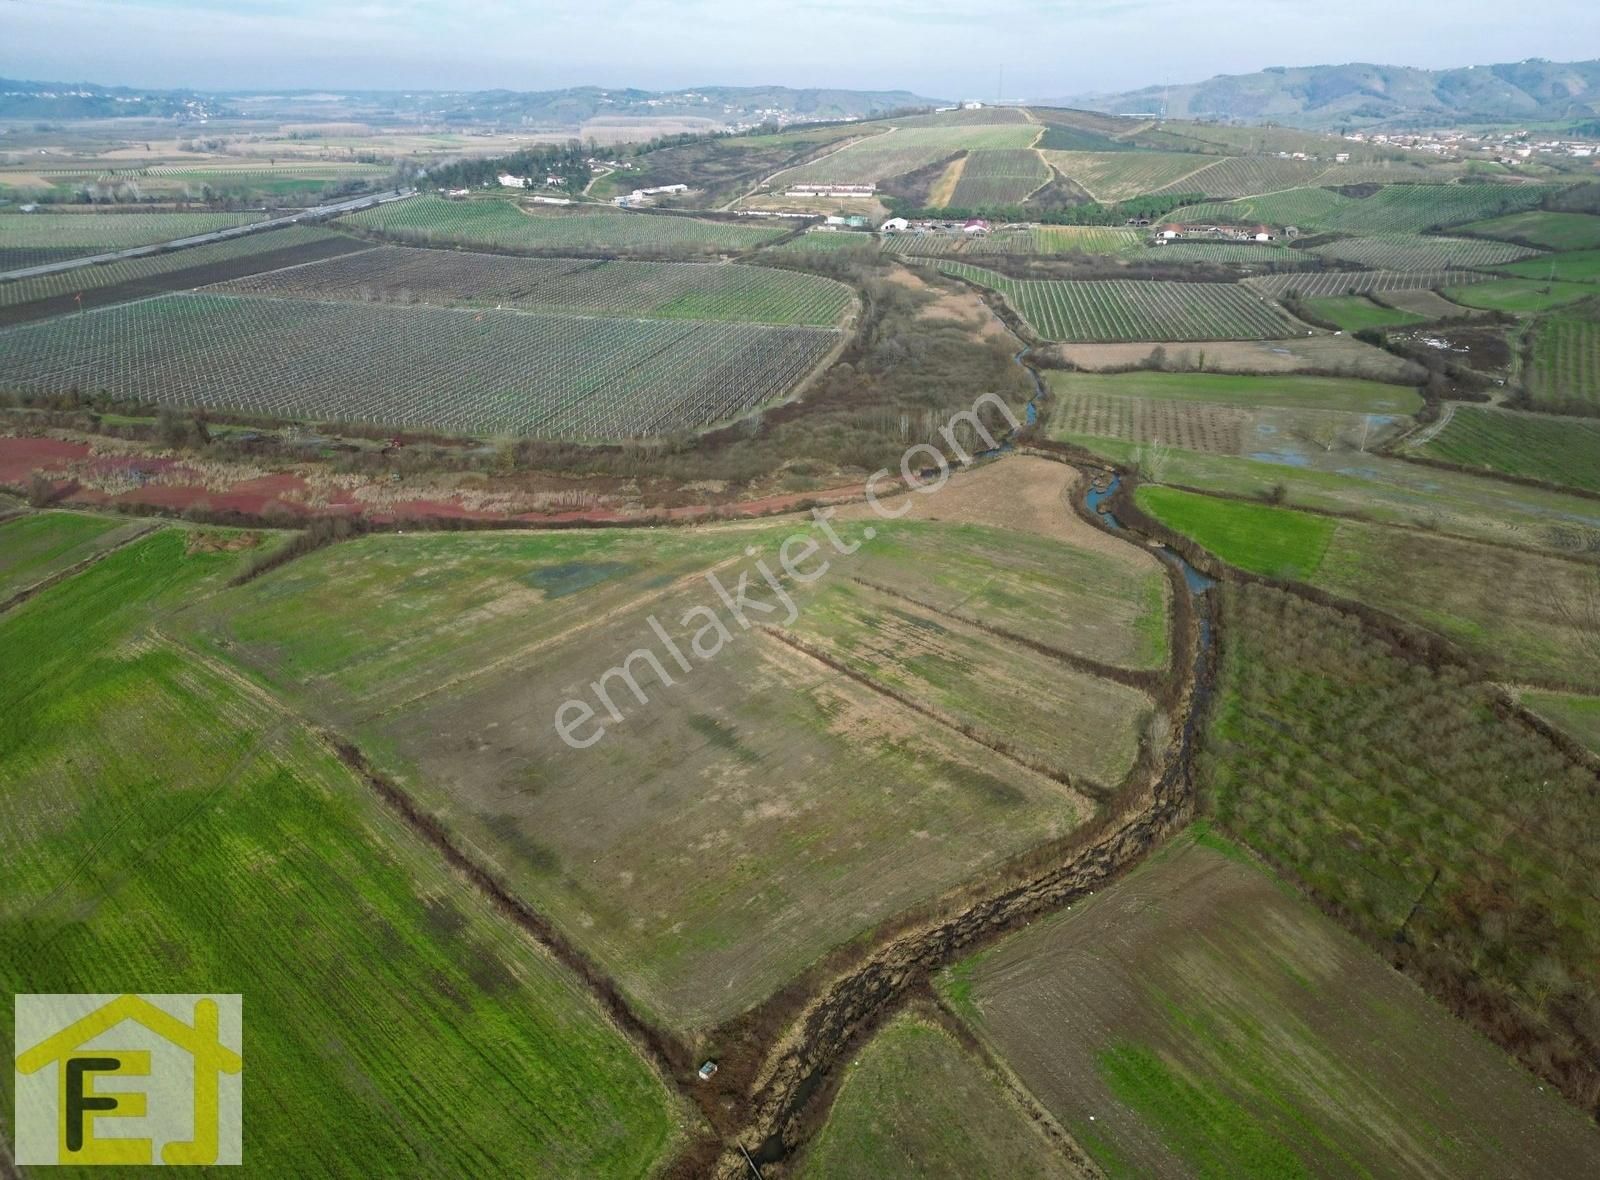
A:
963;218;990;236
497;173;530;188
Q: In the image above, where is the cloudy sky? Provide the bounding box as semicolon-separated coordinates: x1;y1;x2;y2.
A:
1;0;1591;98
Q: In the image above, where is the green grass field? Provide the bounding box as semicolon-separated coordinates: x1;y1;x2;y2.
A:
1045;371;1422;415
1520;690;1600;754
939;827;1600;1179
1134;485;1336;577
797;1015;1072;1180
776;124;1040;186
1063;434;1600;556
0;527;683;1176
1417;405;1600;493
0;210;271;269
0;511;151;600
1304;294;1427;332
343;195;786;256
1137;481;1600;688
1495;248;1600;284
1443;277;1595;314
1462;210;1600;251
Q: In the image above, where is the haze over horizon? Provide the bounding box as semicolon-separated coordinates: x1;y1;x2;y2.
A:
2;0;1594;101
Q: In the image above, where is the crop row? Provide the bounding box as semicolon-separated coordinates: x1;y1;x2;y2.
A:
1168;184;1555;235
1307;233;1542;271
1528;313;1600;414
212;245;854;326
1419;405;1600;492
1146;241;1294;263
776;125;1039;185
1244;268;1495;297
1152;155;1327;199
0;226;352;308
0;292;841;438
1050;391;1250;453
876;226;1144;257
343;196;785;256
937;261;1297;341
949;149;1050;206
0;210;269;269
1038;151;1214;202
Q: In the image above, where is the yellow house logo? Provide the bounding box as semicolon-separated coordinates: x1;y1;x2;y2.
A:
13;994;242;1166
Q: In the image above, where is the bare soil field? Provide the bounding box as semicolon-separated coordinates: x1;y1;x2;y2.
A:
941;829;1600;1179
1046;334;1423;380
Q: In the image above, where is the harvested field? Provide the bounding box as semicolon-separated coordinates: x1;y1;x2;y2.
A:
1370;288;1481;319
796;1014;1075;1180
941;829;1600;1179
191;505;1156;1031
937;262;1297;342
0;291;842;439
211;246;855;326
1048;334;1421;379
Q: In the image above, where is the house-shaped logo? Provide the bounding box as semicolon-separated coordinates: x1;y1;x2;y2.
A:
13;994;242;1166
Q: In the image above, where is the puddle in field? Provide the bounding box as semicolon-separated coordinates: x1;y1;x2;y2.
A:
1248;451;1313;467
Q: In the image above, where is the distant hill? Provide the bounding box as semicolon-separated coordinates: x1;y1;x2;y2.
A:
0;78;943;127
1057;59;1600;129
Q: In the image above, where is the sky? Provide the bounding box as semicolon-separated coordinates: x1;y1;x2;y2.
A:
1;0;1594;99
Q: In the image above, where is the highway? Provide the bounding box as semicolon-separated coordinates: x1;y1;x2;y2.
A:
0;187;414;283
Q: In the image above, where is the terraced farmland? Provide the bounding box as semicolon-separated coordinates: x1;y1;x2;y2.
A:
1307;233;1541;271
937;261;1297;341
1416;405;1600;492
0;225;361;310
1039;151;1212;201
775;124;1039;185
213;246;855;325
343;195;786;255
0;209;270;269
947;148;1051;206
1245;268;1495;297
0;292;843;438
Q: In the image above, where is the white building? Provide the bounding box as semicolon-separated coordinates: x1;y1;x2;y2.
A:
881;217;910;232
497;173;530;188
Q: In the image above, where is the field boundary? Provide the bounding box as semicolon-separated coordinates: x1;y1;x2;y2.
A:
0;519;160;614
